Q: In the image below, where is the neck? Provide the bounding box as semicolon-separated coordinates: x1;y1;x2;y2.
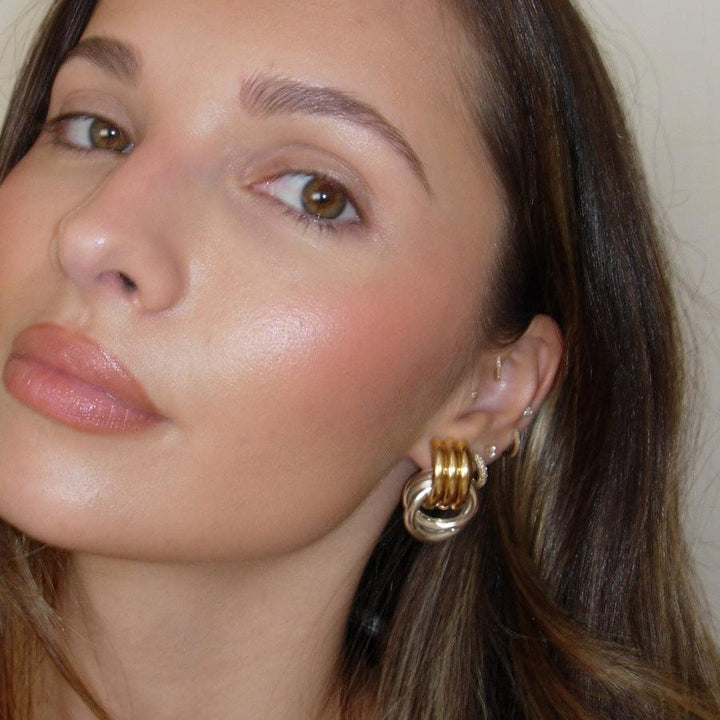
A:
54;557;343;718
35;463;410;720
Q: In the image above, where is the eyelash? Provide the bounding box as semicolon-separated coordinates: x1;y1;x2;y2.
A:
42;113;364;233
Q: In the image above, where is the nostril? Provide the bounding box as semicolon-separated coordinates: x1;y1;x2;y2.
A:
118;272;138;292
96;270;138;293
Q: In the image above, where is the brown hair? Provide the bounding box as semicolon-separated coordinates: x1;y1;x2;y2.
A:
1;1;718;718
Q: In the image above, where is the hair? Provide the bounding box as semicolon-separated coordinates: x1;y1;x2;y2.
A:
0;1;718;718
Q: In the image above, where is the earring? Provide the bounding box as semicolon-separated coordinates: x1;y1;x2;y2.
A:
505;429;521;458
494;356;503;382
402;438;487;542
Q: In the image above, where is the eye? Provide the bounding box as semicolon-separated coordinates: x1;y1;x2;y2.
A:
258;173;360;224
46;114;133;154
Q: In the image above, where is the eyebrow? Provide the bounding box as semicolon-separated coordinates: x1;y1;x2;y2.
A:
240;74;431;194
61;40;431;194
63;36;140;83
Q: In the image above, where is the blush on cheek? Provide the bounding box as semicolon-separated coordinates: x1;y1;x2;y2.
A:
282;281;470;448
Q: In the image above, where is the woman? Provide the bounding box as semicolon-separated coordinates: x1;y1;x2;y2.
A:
0;0;718;718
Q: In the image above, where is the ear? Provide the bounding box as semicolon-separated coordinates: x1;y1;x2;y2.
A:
407;315;563;468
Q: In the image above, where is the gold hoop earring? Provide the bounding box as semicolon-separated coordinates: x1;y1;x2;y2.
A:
494;356;503;382
505;429;521;458
402;438;487;542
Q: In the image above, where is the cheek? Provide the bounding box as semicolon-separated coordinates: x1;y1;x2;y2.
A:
0;152;93;325
153;277;469;557
0;168;58;349
297;289;459;426
0;164;46;292
194;270;471;489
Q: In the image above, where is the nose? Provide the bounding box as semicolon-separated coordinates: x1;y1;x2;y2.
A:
53;152;186;313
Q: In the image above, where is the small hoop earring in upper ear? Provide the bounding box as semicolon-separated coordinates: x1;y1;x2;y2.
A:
505;429;521;458
402;438;487;542
494;356;503;382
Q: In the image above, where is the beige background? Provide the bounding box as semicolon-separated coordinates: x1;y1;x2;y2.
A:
1;0;718;630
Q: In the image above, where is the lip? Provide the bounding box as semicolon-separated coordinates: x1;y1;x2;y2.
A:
2;323;164;433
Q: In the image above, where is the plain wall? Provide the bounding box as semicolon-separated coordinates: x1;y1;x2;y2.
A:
0;0;718;629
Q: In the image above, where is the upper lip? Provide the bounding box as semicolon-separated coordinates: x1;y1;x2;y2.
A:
8;323;162;417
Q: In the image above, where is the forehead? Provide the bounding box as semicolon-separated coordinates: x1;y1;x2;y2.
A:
87;0;458;85
84;0;482;186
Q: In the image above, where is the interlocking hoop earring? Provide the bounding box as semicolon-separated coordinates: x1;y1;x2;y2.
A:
402;438;487;542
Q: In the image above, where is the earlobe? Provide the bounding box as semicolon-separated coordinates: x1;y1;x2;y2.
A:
407;314;563;467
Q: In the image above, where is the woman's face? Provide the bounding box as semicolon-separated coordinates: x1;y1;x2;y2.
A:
0;0;503;560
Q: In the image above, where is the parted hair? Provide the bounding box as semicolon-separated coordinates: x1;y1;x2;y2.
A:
1;1;719;718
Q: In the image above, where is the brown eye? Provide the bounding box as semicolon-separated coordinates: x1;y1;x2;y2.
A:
255;171;363;230
258;172;361;227
300;176;349;219
51;114;133;154
89;118;132;153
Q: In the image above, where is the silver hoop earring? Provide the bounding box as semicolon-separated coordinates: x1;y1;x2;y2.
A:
402;438;487;542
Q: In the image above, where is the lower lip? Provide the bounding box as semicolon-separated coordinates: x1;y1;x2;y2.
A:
2;355;162;433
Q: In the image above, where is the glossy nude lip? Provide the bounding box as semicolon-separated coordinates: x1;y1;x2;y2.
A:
2;323;163;433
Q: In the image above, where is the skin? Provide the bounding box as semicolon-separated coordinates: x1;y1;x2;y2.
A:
0;0;561;717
